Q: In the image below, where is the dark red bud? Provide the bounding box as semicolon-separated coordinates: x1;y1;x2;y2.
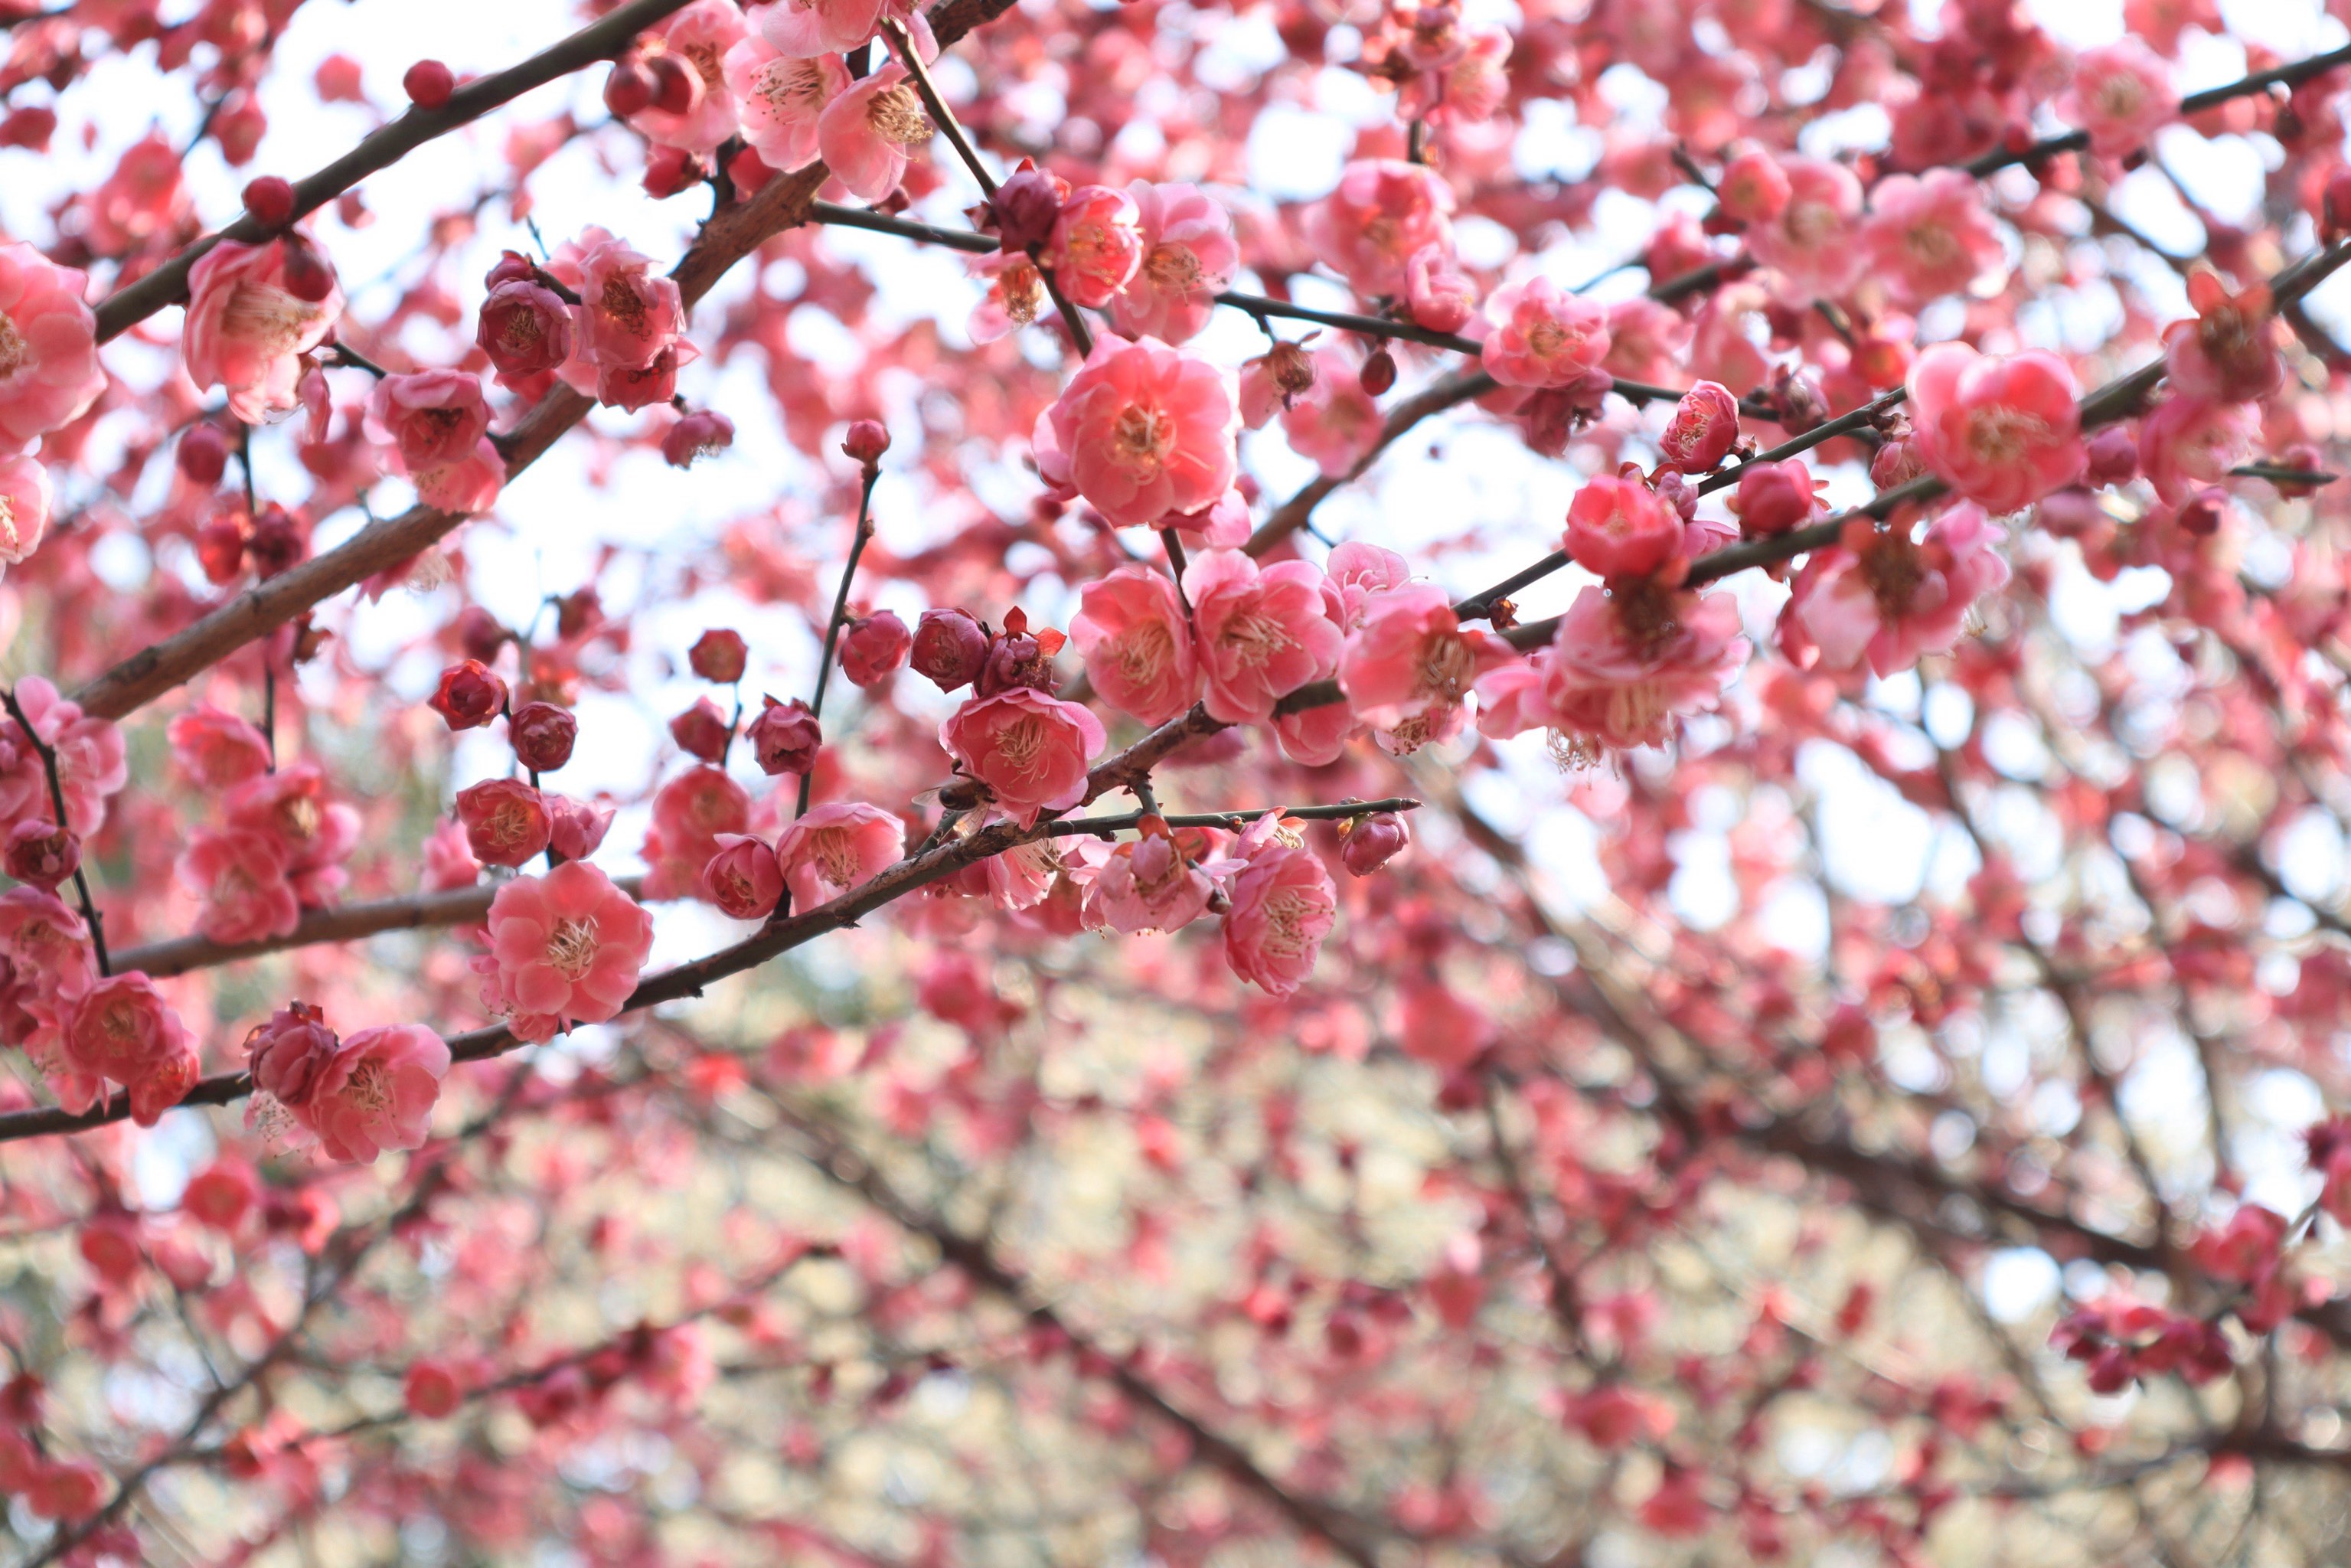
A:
1359;348;1396;397
645;53;696;116
403;59;456;109
603;60;655;119
911;607;989;691
670;697;733;763
241;175;296;230
689;629;749;684
5;821;79;890
427;659;508;731
279;238;335;303
746;697;821;776
508;701;577;773
177;424;230;487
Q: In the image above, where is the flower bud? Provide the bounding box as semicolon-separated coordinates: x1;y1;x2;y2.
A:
701;834;783;920
1359;348;1397;397
178;424;230;487
1869;434;1926;491
242;175;296;230
456;605;508;662
245;1001;338;1108
911;607;989;691
2033;487;2107;540
670;696;733;763
838;610;909;688
1340;812;1409;877
279;237;336;304
478;279;575;377
973;617;1062;697
403;58;455;109
841;419;890;467
427;660;507;730
1652;467;1700;524
508;701;576;772
454;779;550;867
405;1361;462;1419
1766;365;1825;435
2085;425;2139;488
645;52;697;116
746;697;821;776
989;165;1065;252
2327;165;2351;238
1659;381;1739;473
2177;486;2228;537
603;59;655;119
662;409;734;468
245;502;305;578
5;820;78;890
1731;458;1819;537
689;629;748;683
197;511;249;585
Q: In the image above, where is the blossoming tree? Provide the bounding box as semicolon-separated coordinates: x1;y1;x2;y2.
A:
2;0;2351;1560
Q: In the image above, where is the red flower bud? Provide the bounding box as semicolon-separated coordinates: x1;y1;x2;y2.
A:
2177;486;2228;537
746;697;821;776
196;511;249;585
1659;381;1740;474
701;835;783;920
645;52;697;116
244;1001;337;1108
1340;812;1408;877
241;175;296;230
1358;348;1396;397
670;696;733;763
989;165;1066;251
279;237;336;304
508;701;577;772
178;424;230;487
403;59;455;109
603;59;655;119
911;607;989;691
1731;459;1819;537
4;820;78;890
244;502;305;579
662;409;735;468
427;660;507;730
454;779;550;867
2084;425;2139;488
2327;166;2351;238
456;605;508;663
841;419;891;467
689;629;749;684
839;610;910;687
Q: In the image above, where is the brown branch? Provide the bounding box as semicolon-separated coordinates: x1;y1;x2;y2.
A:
91;0;698;345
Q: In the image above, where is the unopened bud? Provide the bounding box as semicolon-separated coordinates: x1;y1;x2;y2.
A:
1359;348;1396;397
508;701;577;773
402;59;456;109
670;696;733;763
911;607;989;691
5;821;78;890
842;420;891;467
689;629;748;683
838;610;909;687
241;175;296;230
746;697;821;776
178;424;230;487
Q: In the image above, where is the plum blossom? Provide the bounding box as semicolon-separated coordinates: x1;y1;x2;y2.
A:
1905;342;2084;514
1047;185;1144;309
485;861;655;1042
227;763;358;906
1745;156;1865;302
1102;183;1238;345
723;34;845;172
642;766;751;900
1565;475;1683;580
1478;586;1749;760
702;834;783;920
182;237;343;423
167;704;273;788
817;64;934;204
553;232;693;403
1861;170;2008;307
0;887;97;1111
245;1001;338;1109
176;828;300;946
1072;564;1200;726
941;688;1105;826
365;370;502;514
2065;39;2179;158
1219;814;1337;998
303;1025;450;1163
1184;549;1344;725
775;802;903;910
755;0;930;58
0;678;126;839
61;974;198;1128
0;242;105;449
2137;394;2256;505
454;779;550;870
631;1;748;154
1279;348;1386;478
1337;583;1513;735
1481;277;1611;390
2163;270;2282;404
0;453;51;573
1036;337;1238;528
1304;159;1454;297
1789;507;2011;676
1079;824;1220;936
1406;243;1476;334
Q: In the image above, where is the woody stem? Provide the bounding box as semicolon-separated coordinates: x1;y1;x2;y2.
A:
798;466;881;820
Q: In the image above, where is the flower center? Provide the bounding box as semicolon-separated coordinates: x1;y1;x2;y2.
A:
1859;530;1925;619
759;57;833;114
1415;630;1475;702
866;84;932;145
0;494;15;554
1961;404;2052;467
0;312;24;381
599;274;650;338
681;40;724;87
1114;620;1176;687
1784;201;1839;248
991;716;1050;776
221;282;325;358
998;260;1045;326
1527;319;1570;359
1905;221;1961;270
1259;887;1319;959
545;917;599;981
343;1057;392;1113
1111;403;1174;473
1218;609;1293;669
811;828;864;891
1144;243;1201;292
1062;217;1129;281
277;794;322;844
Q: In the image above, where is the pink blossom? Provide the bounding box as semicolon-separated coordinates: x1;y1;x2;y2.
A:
1047;185;1144;309
1304;159;1455;298
166;704;273;788
547;794;616;863
723;35;845;172
940;688;1105;827
1716;149;1791;225
1906;342;2084;514
1082;828;1217;936
303;1024;450;1163
1398;25;1510;125
816;64;934;204
1602;297;1692;386
245;1001;338;1108
454;778;550;870
1072;564;1200;725
968;252;1053;343
1327;540;1412;624
1659;381;1740;473
0;453;50;572
182;237;344;423
175;827;300;946
1184;548;1344;724
1338;583;1513;732
2066;39;2178;159
755;0;928;58
485;861;655;1042
226;763;358;905
1861;170;2009;307
1478;586;1749;757
0;242;105;449
421;818;480;892
776;801;903;910
1220;815;1337;998
2163;270;2282;405
3;678;126;838
642;766;751;900
1279;347;1386;478
1166;487;1252;548
559;233;690;383
61;973;199;1128
632;1;748;154
1790;506;2012;677
1745;156;1865;302
1566;475;1683;580
1036;336;1238;528
366;370;503;513
702;833;784;920
1107;182;1238;345
1406;243;1476;334
1730;457;1824;536
2137;394;2256;505
1481;276;1611;390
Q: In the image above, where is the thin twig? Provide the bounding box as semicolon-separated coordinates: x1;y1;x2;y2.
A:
797;466;882;818
0;685;109;976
